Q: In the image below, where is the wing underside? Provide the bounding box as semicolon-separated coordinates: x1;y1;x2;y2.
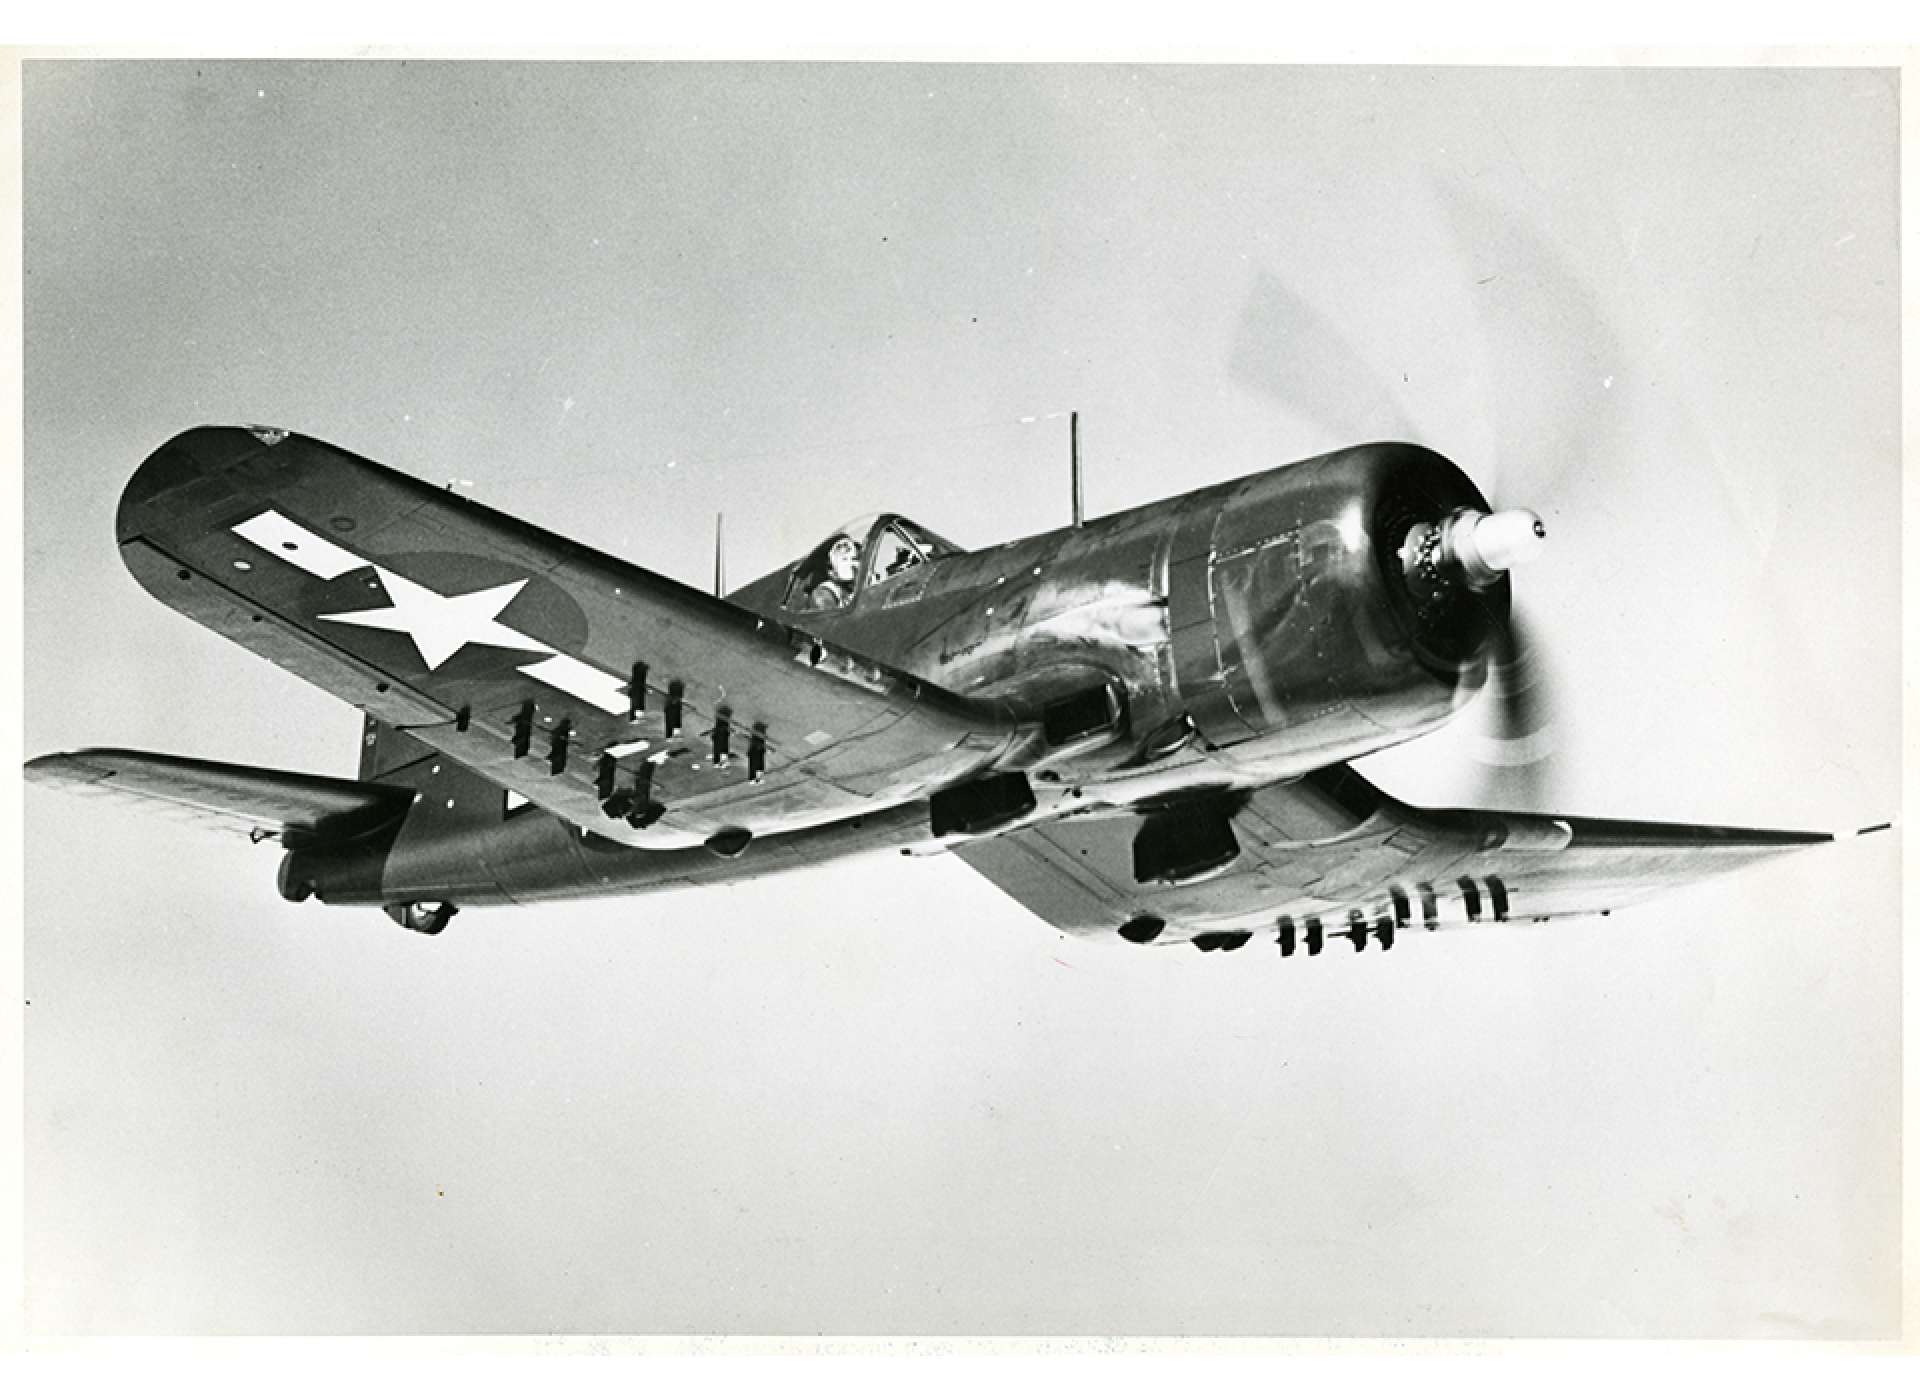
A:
112;427;1021;850
954;765;1840;947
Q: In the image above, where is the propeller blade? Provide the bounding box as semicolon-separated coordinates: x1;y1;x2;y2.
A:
1470;604;1559;804
1228;271;1418;442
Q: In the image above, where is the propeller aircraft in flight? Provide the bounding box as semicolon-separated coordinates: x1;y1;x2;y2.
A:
26;424;1874;951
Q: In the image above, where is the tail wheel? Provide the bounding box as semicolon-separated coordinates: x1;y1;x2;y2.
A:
384;900;457;935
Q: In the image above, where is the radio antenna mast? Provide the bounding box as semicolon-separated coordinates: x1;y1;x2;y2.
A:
713;512;726;596
1070;410;1084;528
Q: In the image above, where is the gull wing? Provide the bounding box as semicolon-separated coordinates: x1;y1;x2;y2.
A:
954;765;1853;947
111;426;1022;849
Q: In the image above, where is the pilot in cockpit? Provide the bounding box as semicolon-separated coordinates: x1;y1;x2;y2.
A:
808;534;862;610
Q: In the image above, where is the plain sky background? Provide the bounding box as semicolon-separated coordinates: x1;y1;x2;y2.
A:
19;62;1901;1336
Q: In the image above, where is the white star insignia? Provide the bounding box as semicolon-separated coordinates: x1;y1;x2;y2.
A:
318;568;553;671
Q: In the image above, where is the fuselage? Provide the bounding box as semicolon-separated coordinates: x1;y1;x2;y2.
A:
737;439;1499;804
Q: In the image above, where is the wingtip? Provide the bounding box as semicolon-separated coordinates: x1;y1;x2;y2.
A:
24;751;106;792
119;426;279;545
26;748;148;787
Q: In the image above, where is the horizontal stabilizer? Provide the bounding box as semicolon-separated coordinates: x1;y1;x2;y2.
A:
26;747;413;848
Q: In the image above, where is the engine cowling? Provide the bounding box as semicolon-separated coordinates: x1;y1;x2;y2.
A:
1167;442;1531;779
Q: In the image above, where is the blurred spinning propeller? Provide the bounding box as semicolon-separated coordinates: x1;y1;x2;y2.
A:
1225;181;1638;807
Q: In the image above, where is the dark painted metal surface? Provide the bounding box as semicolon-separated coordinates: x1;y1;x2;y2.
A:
743;441;1501;792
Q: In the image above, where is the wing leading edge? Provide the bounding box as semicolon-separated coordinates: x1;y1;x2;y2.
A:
954;765;1843;948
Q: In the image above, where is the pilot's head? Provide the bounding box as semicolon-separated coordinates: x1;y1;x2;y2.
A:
827;535;859;584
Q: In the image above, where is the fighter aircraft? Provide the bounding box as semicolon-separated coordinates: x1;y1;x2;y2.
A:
25;424;1877;950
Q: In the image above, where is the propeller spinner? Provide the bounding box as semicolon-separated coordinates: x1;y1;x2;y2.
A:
1445;509;1547;589
1398;507;1546;615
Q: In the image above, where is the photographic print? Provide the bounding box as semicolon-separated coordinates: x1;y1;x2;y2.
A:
20;60;1900;1337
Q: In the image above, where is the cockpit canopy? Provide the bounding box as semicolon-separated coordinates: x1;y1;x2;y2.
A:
785;513;963;613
